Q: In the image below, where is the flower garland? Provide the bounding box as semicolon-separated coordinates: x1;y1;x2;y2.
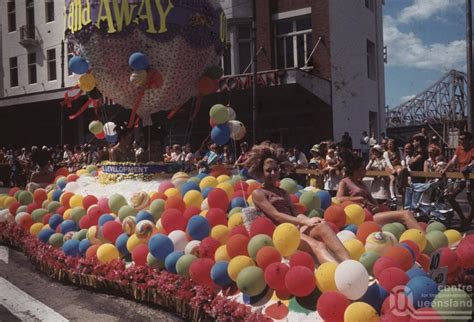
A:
0;222;268;321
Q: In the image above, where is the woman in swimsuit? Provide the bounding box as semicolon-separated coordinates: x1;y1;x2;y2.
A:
245;142;350;264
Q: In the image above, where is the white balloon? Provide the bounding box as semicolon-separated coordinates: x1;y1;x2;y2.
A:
15;212;29;224
104;122;117;136
129;70;147;87
337;230;356;243
184;240;201;256
64;182;80;193
228;120;246;140
227;106;236;120
335;260;369;300
168;230;188;252
0;209;12;223
201;198;209;211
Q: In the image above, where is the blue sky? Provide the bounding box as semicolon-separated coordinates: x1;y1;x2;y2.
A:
384;0;469;108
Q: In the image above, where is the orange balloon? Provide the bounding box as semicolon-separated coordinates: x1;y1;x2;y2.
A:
60;192;74;208
418;253;431;272
55;167;69;177
226;234;250;258
33;189;48;206
164;196;186;213
85;244;100;258
356;222;381;243
323;205;346;228
385;245;414;271
150;192;167;202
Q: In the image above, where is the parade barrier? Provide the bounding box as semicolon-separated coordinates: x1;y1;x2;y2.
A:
296;169;474;179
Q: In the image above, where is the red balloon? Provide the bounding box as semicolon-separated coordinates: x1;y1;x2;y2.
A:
207;188;229;212
226;234;249;258
229;225;249;237
164;196;186;213
150;191;167;201
456;237;474;269
33;189;48;206
356;221;381;243
374;256;402;279
264;262;289;291
183;206;201;222
19;215;34;230
9;201;21;216
42;213;52;225
289;194;299;204
67;174;79;182
55;167;69;177
249;216;276;237
231;190;248;199
189;258;215;287
158;180;175;193
79;215;92;229
83;195;98;210
385;246;414;271
417;222;428;231
234;181;249;192
381;293;411;322
26;202;40;214
102;221;123;243
418;253;431;272
87;206;103;226
289;251;315;270
364;208;374;221
401;240;421;261
285;266;315;297
294;203;306;214
198;237;221;258
256;246;281;270
161;208;186;233
317;291;350;322
324;205;346;228
264;302;289;320
85;244;100;258
95;132;105;139
378;267;409;292
132;244;149;266
438;247;459;274
409;308;444;322
9;187;20;196
56;206;66;216
205;208;228;227
209;118;217;128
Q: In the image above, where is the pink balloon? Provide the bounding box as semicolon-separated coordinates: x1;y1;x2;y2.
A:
97;197;110;213
158;180;175;193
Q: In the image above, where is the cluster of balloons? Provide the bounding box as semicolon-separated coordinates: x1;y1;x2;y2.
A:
209;104;246;145
128;52;163;90
88;121;117;143
68;56;96;93
1;170;473;321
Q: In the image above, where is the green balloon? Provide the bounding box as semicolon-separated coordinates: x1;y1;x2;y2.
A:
32;209;48;223
279;178;298;194
236;266;267;296
18;191;33;205
424;231;448;254
71;207;86;223
229;207;243;216
392;222;406;233
86;165;98;173
432;288;472;322
47;201;61;213
426;222;446;233
299;191;321;213
176;254;197;277
88;120;103;135
209;104;229;124
14;190;22;200
382;223;403;240
359;251;380;276
187;177;201;185
248;234;274;260
72;229;88;241
108;193;128;214
118;205;137;221
147;253;165;269
149;199;165;221
16;205;28;215
49;233;64;247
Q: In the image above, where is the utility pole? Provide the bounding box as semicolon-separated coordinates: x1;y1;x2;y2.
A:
251;0;258;145
60;40;65;146
467;0;473;132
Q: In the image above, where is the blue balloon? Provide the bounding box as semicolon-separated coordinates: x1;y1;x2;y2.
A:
52;189;63;201
181;182;201;195
211;261;232;287
196;173;208;179
68;56;89;74
56;180;67;190
186;215;211;241
63;239;80;257
211;124;230;145
115;233;129;255
136;211;154;223
60;220;77;234
105;134;117;144
202;187;214;199
48;214;64;230
79;239;91;256
164;251;184;274
98;214;115;226
239;168;250;179
296;185;304;191
38;228;55;243
344;224;358;234
404;276;439;309
316;190;331;209
360;283;388;313
406;267;429;280
231;197;246;209
148;234;174;260
128;52;149;70
295;191;302;198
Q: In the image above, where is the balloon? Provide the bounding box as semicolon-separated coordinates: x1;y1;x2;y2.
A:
226;234;250;258
385;245;414;271
278;178;298;194
68;56;89;74
359;251;380;276
335;260;369;300
255;246;281;270
317;291;350;322
98;213;115;226
17;191;33;205
379;267;409;292
167;230;188;252
189;258;215;287
357;222;380;243
49;233;64;247
30;222;44;236
149;199;165;221
132;244;149;266
118;205;137;221
264;262;289;291
48;214;63;230
405;276;439;309
186;215;211;241
289;251;314;270
246;234;273;261
88;120;103;135
211;261;232;287
176;254;197;277
365;232;397;255
164;251;184;273
205;208;228;227
211;124;231;145
60;220;77;234
426;222;446;233
199;176;218;190
209;104;229;124
103;122;116;136
344;204;365;225
214;245;230;261
199;237;221;258
272;223;300;257
228;120;246;140
71;207;86;224
400;229;427;252
285;266;315;297
373;256;402;279
78;239;91;256
79;73;96;92
210;225;230;245
115;233;129;255
109;194;128;214
237;266;267;296
161;208;186;233
324;205;346;228
423;231;448;254
148;234;174;260
249;216;276;237
456;237;474;268
344;302;380;322
344;239;365;260
183;190;203;209
85;244;100;258
316;262;338;292
228;255;255;281
444;229;462;246
96;244;120;263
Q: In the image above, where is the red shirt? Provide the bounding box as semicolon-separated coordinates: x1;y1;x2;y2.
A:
455;145;474;169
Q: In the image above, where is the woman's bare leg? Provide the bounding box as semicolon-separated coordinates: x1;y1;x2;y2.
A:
374;209;422;230
299;233;337;264
308;222;350;262
389;175;397;199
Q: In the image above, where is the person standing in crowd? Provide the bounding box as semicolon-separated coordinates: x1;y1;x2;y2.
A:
204;143;223;166
133;141;146;163
341;132;353;150
183;144;195;172
9;150;22;187
323;145;342;196
424;144;442;180
366;145;389;203
109;126;134;162
28;150;55;189
235;142;250;167
360;131;370;163
369;132;377;148
409;134;428;183
289;147;308;169
384;139;401;206
430;135;444;154
308;144;325;189
222;145;235;165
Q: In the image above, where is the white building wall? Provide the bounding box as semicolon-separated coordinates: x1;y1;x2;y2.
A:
1;0;76;98
329;0;385;147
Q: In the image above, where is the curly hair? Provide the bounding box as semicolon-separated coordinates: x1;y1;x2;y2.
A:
244;142;283;179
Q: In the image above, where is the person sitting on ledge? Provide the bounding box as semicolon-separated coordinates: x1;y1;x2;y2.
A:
245;142;350;264
109;126;134;162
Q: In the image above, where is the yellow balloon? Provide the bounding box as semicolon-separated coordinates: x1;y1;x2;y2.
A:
444;229;462;246
344;204;365;225
228;212;243;230
69;194;84;208
215;245;231;261
344;302;380;322
200;209;208;217
246;179;258;185
30;223;44;236
164;188;181;198
78;73;96;92
199;176;218;190
77;169;88;176
183;190;203;208
63;208;73;220
211;225;230;245
227;255;255;281
87;226;102;245
0;195;7;208
96;243;120;264
126;233;146;253
247;195;254;207
216;182;234;198
316;262;338;292
217;175;231;184
3;196;17;209
344;239;365;260
399;229;427;252
42;224;51;230
273;223;300;257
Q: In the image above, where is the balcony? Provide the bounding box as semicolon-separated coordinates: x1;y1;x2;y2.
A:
19;25;40;48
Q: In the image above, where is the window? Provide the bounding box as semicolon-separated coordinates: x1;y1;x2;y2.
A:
28;52;37;84
8;1;16;32
238;26;252;73
365;0;375;12
274;15;312;69
47;49;57;81
9;57;18;87
367;39;376;80
220;43;232;75
26;0;35;39
45;0;54;22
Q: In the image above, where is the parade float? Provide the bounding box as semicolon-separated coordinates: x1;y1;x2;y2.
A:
0;0;472;321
